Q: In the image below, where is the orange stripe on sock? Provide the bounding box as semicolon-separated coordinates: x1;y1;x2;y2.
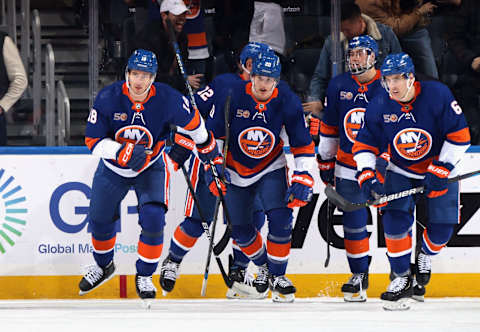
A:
138;242;163;260
173;226;198;249
344;238;369;255
92;236;116;251
385;234;412;254
241;232;264;256
423;229;446;253
267;240;291;258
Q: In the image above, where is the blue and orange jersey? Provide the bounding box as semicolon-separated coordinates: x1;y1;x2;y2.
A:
320;70;384;171
183;0;209;59
85;81;200;177
206;80;314;186
353;80;470;176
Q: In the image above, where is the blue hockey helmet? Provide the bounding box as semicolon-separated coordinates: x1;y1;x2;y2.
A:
347;35;378;75
127;49;158;74
251;51;281;78
381;52;415;77
239;42;272;66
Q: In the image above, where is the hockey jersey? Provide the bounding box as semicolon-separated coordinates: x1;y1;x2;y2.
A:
206;80;315;186
320;70;384;180
85;81;201;177
353;81;471;178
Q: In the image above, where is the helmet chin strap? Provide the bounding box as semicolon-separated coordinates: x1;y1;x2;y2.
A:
241;64;250;75
396;76;415;102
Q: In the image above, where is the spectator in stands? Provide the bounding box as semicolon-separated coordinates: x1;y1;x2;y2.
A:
355;0;439;80
304;1;401;117
184;0;209;89
0;32;28;146
134;0;203;92
448;0;480;144
249;1;286;57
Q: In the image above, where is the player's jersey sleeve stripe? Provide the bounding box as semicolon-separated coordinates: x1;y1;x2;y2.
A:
85;137;101;151
226;143;283;177
352;141;379;156
336;148;357;168
446;127;471;145
290;142;315;157
183;109;201;131
320;121;339;137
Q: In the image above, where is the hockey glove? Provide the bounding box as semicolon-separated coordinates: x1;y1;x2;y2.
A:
317;155;335;185
168;133;195;171
375;152;390;184
197;131;230;197
116;142;150;172
286;171;314;208
356;168;385;204
423;160;454;198
308;115;320;145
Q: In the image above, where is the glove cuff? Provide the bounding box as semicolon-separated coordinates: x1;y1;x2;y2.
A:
291;171;314;188
116;142;134;167
428;160;454;178
316;155;335;171
356;168;375;187
173;133;195;151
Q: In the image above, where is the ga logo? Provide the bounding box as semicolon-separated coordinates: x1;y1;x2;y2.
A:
393;128;432;160
115;125;153;148
343;108;365;143
238;127;275;159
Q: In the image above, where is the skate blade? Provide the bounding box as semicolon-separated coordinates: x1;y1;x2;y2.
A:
272;291;295;303
226;282;268;300
412;294;425;302
382;298;411;311
343;291;367;302
162;290;168;297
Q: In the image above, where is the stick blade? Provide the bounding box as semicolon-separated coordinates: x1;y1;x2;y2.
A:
324;185;362;212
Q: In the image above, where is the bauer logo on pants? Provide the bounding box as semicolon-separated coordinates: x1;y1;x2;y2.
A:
0;168;28;255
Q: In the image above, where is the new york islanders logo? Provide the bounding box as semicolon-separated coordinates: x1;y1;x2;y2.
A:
115;125;153;148
343;108;365;143
238;127;275;159
393;128;432;160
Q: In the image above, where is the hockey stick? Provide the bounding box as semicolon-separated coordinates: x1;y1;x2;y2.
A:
201;92;232;296
324;200;333;267
166;18;232;289
325;168;480;212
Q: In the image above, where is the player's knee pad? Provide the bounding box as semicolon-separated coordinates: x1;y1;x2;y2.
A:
382;209;413;235
179;217;206;238
266;208;292;238
139;203;166;243
422;223;454;255
89;218;117;240
342;208;368;230
231;224;257;245
253;210;266;231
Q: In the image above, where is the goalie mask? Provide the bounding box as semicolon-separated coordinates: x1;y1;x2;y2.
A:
347;35;378;75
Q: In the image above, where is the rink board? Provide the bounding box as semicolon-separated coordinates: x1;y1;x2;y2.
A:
1;147;480;298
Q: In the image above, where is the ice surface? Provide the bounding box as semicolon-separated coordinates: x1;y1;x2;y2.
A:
0;298;479;332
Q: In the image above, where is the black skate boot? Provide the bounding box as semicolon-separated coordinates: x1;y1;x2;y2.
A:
415;250;431;286
159;257;180;295
226;256;263;299
135;274;156;308
381;274;413;311
253;263;270;295
79;261;115;295
269;275;296;303
412;278;426;302
341;272;369;302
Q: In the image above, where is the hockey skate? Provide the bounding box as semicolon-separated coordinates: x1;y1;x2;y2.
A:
159;257;180;296
135;274;157;309
415;250;431;286
381;274;413;311
226;258;267;299
269;275;296;303
341;273;368;302
78;261;115;295
253;263;270;297
412;278;426;302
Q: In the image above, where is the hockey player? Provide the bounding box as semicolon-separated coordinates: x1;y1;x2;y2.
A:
161;42;272;299
204;51;315;302
79;49;226;304
318;35;384;302
352;53;470;310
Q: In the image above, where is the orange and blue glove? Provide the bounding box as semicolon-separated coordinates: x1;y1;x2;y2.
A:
423;160;454;198
317;155;335;185
168;133;195;171
116;142;150;172
356;168;385;203
286;171;314;208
